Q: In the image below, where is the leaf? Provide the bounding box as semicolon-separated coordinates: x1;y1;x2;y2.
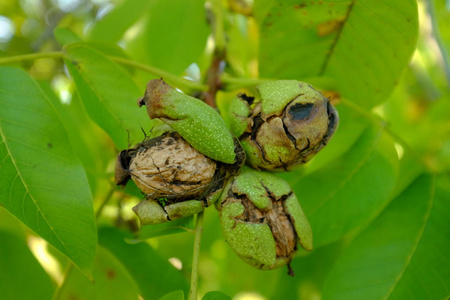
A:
55;246;140;300
322;174;448;300
0;67;97;274
37;81;109;198
272;240;346;299
64;42;153;149
131;215;195;242
54;27;81;45
202;291;231;300
87;0;154;43
257;0;419;108
125;0;210;75
158;290;185;300
0;230;54;300
287;123;399;248
98;227;189;299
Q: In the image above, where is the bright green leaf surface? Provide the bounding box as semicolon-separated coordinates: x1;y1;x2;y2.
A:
287;124;399;247
387;176;450;299
257;0;419;108
202;291;231;300
64;42;152;149
56;246;140;300
322;174;447;300
0;67;96;274
99;227;189;299
54;27;82;46
126;0;209;75
87;0;153;43
0;230;54;300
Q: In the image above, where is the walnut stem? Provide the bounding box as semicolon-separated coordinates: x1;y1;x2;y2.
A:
188;211;204;300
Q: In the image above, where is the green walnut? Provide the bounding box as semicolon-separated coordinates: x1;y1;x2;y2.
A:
138;79;238;164
229;80;339;171
115;80;245;225
216;167;312;274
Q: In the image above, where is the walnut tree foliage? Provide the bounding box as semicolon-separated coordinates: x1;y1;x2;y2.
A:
0;0;449;299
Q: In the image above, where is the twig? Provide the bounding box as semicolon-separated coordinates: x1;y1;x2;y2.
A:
188;211;204;300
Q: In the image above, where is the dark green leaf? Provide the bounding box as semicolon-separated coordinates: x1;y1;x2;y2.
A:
55;246;140;300
287;123;399;247
99;227;189;299
322;174;448;300
0;230;54;300
64;42;153;149
158;290;185;300
125;0;210;75
131;215;195;242
202;291;231;300
0;67;97;275
272;240;346;300
257;0;419;108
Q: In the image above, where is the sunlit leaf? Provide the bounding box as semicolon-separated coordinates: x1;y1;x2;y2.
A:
256;0;419;108
0;230;54;300
125;0;210;75
87;0;153;43
287;123;399;248
202;291;231;300
99;227;189;299
54;27;81;45
322;174;448;300
0;67;96;275
55;246;140;300
64;42;153;149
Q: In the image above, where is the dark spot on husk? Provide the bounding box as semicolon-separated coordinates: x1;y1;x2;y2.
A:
288;103;314;121
239;93;255;105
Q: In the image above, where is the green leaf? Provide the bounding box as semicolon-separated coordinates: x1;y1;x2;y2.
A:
272;240;346;299
0;230;54;300
131;215;195;242
64;42;153;149
54;27;81;46
37;81;109;198
257;0;419;108
202;291;231;300
87;0;153;43
55;246;140;300
0;67;96;274
287;123;399;248
322;174;448;300
99;227;189;299
125;0;210;75
158;290;185;300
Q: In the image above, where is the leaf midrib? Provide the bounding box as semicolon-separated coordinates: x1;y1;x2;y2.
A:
383;176;436;300
319;0;357;75
0;113;75;263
